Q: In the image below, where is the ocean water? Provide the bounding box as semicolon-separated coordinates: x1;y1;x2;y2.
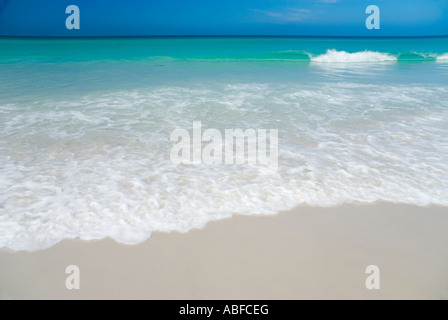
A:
0;37;447;251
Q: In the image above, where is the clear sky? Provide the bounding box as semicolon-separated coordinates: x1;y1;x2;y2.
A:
0;0;447;37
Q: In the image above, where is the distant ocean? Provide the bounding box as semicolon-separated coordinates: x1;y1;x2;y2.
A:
1;37;447;251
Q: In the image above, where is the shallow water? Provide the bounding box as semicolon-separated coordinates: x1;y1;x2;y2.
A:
1;37;447;251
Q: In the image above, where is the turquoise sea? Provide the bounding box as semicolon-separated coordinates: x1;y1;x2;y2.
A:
1;37;447;251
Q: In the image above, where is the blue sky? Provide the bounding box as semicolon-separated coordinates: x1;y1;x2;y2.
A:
1;0;447;36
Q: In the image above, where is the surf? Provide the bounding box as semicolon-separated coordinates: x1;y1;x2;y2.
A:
1;82;447;252
310;49;397;63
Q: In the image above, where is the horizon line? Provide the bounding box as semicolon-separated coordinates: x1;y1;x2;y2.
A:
1;35;448;40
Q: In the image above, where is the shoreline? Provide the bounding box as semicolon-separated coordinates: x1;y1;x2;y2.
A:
1;203;448;300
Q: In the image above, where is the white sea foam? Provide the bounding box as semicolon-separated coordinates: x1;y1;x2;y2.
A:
0;83;447;251
311;50;398;63
437;53;448;62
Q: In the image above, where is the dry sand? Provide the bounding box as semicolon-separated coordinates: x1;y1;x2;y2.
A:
1;203;448;300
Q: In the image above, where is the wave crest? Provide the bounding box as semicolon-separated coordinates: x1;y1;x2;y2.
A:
437;53;448;62
311;49;397;63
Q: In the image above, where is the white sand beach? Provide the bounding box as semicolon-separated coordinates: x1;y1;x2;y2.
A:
1;203;447;300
